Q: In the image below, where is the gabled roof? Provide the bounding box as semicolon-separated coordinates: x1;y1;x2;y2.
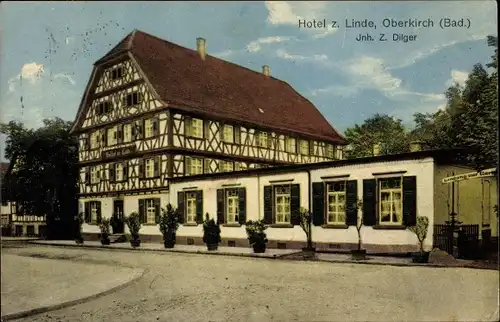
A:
72;30;346;144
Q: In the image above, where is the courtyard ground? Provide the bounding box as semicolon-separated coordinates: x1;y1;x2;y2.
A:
1;243;498;322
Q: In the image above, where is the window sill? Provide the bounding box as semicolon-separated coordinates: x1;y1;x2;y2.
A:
269;224;294;228
223;223;241;227
321;224;349;229
182;223;199;227
372;225;407;230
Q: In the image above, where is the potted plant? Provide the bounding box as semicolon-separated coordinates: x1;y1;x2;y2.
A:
202;213;221;251
245;219;268;253
125;212;141;248
75;212;84;244
99;218;111;245
110;213;124;234
409;216;430;263
159;204;179;248
350;200;366;260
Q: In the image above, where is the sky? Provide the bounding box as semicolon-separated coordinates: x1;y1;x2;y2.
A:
0;1;497;162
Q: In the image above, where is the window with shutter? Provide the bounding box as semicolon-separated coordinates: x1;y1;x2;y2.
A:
345;180;358;226
216;189;225;224
115;163;123;181
312;182;325;226
274;185;291;224
263;186;273;224
326;181;346;224
290;184;300;225
362;179;377;226
177;192;185;223
195;191;203;224
226;189;239;224
185;192;197;224
237;188;246;224
378;177;403;225
109;164;116;182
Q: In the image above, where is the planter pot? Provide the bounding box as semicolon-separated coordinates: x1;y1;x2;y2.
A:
130;239;141;248
252;243;266;253
206;244;218;251
101;238;110;246
412;252;430;263
75;237;84;244
351;249;367;260
164;239;175;249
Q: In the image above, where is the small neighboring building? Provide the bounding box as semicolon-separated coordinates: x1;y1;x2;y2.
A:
80;149;498;253
0;159;47;237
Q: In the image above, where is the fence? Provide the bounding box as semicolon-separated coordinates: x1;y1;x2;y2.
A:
433;224;480;259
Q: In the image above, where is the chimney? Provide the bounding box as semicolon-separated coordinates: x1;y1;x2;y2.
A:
410;141;422;152
196;37;206;60
372;143;381;156
262;65;271;76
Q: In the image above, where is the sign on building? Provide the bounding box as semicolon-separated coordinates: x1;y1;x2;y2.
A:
442;168;497;184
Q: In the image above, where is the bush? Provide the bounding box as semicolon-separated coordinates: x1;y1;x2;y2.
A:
125;212;141;241
202;213;221;245
99;218;111;240
245;220;268;247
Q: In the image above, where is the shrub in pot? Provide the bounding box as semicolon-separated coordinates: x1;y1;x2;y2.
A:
99;218;111;245
408;216;430;263
125;212;141;248
202;213;221;251
75;212;84;244
159;204;179;248
245;220;268;253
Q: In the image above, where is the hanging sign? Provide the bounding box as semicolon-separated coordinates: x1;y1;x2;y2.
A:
442;168;497;184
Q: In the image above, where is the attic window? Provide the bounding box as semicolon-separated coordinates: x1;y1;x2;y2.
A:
96;101;113;115
111;67;124;80
124;92;142;107
258;108;264;113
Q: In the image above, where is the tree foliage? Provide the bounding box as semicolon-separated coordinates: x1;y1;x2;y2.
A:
1;117;78;239
345;36;498;170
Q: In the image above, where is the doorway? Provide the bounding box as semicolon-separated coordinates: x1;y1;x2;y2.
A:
112;200;125;234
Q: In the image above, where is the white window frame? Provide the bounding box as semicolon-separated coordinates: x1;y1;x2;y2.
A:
222;160;234;172
145;158;155;178
300;140;309;155
223;124;234;143
107;127;117;146
258;132;268;148
186;192;197;224
146;199;156;224
378;177;403;225
286;137;296;153
90;167;99;184
144;119;154;138
326;181;346;224
90;202;98;222
189;157;203;175
226;189;239;223
190;118;203;138
123;124;132;142
327;145;334;158
115;163;123;181
90;132;99;149
275;185;291;224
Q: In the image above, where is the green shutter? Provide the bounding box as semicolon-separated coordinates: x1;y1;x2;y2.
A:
109;164;115;182
238;187;246;224
403;176;417;226
139;159;145;179
85;168;90;184
102;130;108;147
203;159;210;174
290;184;301;225
177;192;185;223
185;157;191;176
139;199;146;224
117;125;123;143
263;185;273;224
84;202;91;223
154;157;160;178
362;179;377;226
185;117;191;137
195;190;203;224
309;141;314;155
204;121;209;139
154;198;161;224
312;182;325;226
346;180;358;226
123;162;128;181
217;189;225;224
96;202;102;224
153;118;159;136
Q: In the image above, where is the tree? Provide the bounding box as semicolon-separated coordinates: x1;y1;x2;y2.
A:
1;117;78;239
344;114;411;158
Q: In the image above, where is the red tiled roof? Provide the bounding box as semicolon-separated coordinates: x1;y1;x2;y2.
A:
92;30;346;144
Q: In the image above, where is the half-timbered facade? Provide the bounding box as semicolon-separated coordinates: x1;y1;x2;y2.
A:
71;30;347;222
